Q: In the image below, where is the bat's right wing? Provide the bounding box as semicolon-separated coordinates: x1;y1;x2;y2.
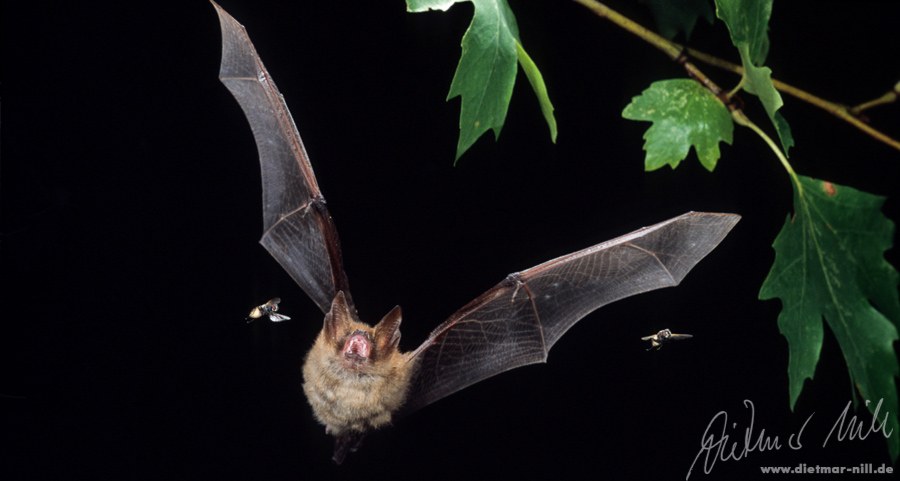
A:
401;212;739;414
213;2;350;313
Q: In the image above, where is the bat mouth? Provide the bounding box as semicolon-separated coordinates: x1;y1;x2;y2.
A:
343;330;371;361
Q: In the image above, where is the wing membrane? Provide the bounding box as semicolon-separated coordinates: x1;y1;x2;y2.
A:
402;212;739;413
214;3;350;313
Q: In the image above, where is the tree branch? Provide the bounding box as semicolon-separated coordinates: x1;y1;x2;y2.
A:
572;0;900;153
682;48;900;152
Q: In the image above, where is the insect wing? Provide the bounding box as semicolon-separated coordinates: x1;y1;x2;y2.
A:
667;333;693;341
268;312;291;322
258;298;281;314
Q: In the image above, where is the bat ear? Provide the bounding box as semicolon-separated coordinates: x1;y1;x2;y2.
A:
373;306;402;354
324;291;354;342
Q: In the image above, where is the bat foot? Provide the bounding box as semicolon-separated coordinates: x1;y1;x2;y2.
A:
331;432;366;464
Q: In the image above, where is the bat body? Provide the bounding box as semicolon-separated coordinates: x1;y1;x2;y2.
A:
212;2;740;463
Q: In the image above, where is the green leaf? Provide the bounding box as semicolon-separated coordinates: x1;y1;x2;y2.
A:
640;0;715;40
715;0;771;65
716;0;791;155
736;44;792;155
407;0;557;161
737;44;777;107
759;176;900;461
622;79;733;171
516;40;557;144
772;110;794;155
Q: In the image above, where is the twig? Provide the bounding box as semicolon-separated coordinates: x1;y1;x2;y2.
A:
572;0;727;103
572;0;900;153
683;48;900;152
850;80;899;115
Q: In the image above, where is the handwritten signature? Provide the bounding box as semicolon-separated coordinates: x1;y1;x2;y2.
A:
686;399;893;480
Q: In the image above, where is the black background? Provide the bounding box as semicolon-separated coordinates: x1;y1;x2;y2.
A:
4;0;899;479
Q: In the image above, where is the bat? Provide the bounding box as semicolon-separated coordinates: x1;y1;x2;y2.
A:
642;329;693;350
211;2;740;463
247;298;291;323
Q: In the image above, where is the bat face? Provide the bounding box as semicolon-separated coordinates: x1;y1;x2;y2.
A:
212;1;738;464
247;298;290;323
642;329;693;350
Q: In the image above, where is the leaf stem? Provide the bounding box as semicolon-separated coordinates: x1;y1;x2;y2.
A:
572;0;900;153
732;110;801;194
728;76;745;99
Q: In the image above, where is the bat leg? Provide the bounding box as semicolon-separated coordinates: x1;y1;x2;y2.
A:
332;433;366;464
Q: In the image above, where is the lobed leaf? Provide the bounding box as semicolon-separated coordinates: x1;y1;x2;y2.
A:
622;79;733;171
759;176;900;461
408;0;557;161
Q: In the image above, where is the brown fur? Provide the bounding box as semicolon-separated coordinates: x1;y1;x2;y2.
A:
302;293;416;435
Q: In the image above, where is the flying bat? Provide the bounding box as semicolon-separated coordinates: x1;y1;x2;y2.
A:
211;1;739;464
642;329;693;350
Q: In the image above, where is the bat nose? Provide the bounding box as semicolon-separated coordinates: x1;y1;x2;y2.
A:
344;330;372;359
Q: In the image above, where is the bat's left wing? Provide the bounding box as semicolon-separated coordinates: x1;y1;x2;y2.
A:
213;2;351;313
400;212;738;415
